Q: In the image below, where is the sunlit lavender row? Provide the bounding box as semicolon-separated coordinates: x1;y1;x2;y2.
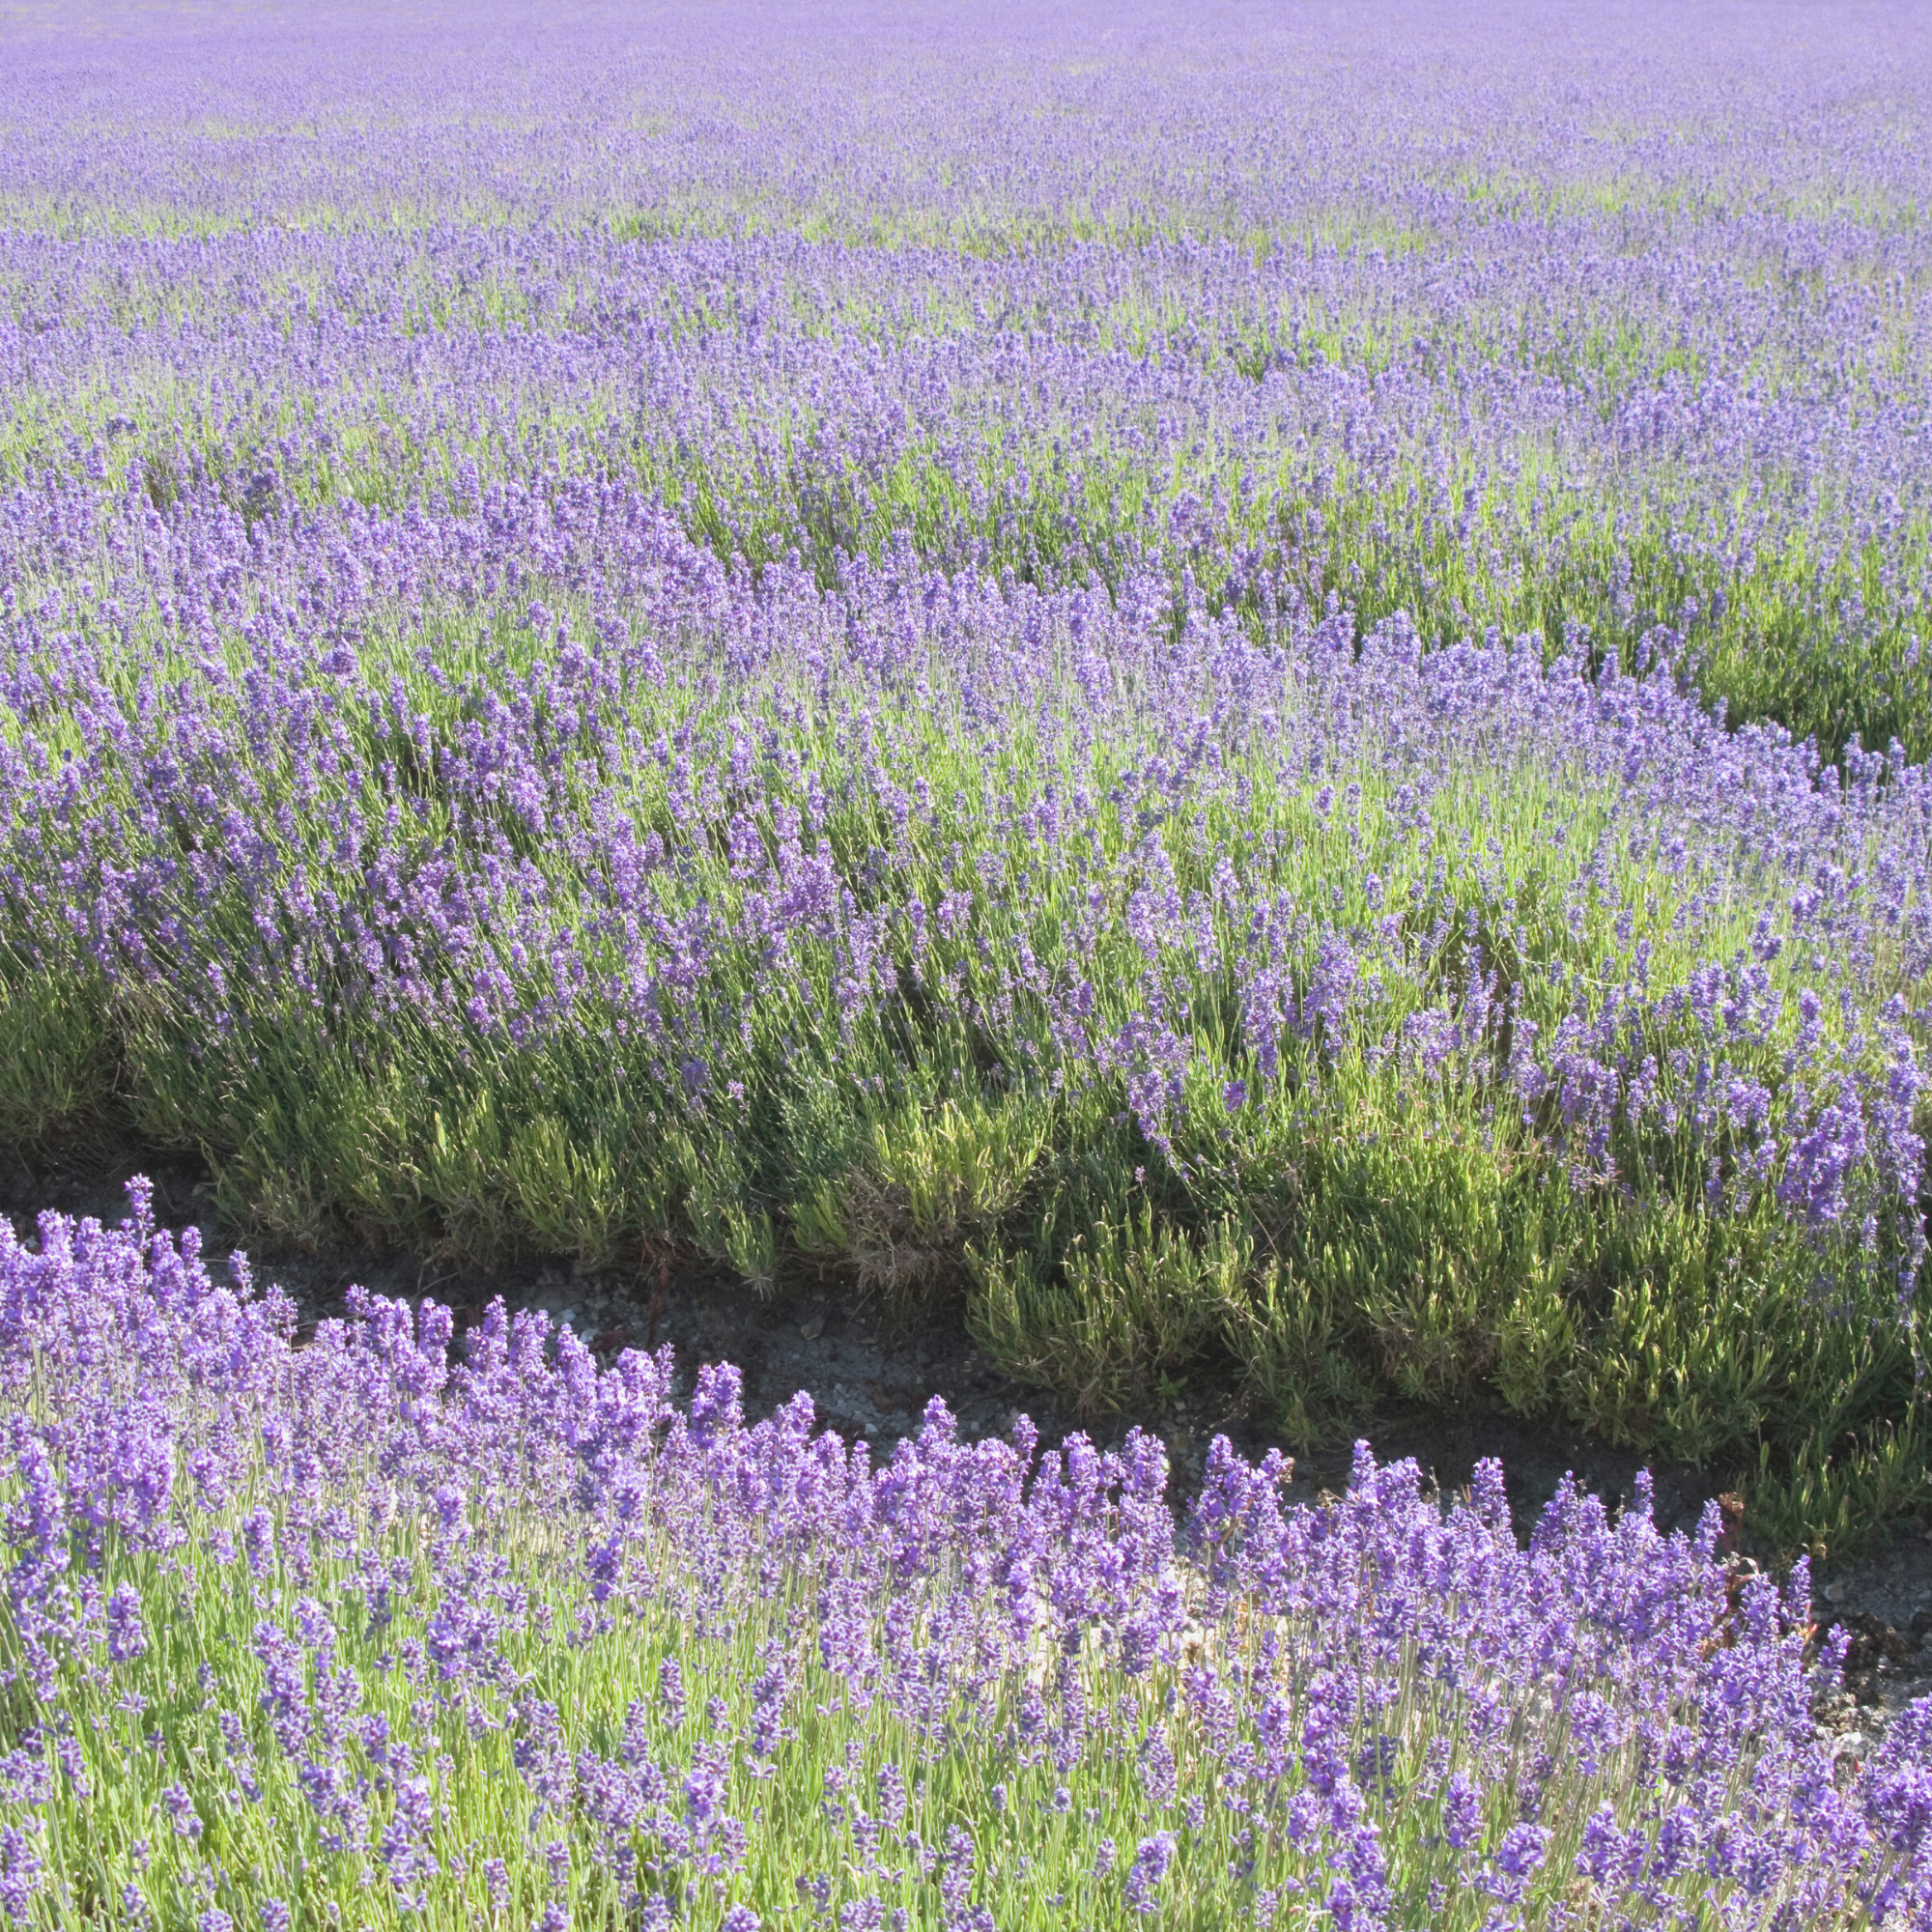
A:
0;1185;1926;1929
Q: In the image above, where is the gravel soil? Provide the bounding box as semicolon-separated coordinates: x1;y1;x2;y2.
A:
7;1144;1927;1749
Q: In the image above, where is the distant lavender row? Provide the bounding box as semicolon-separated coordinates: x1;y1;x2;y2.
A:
2;2;1930;762
9;0;1928;240
0;1184;1928;1927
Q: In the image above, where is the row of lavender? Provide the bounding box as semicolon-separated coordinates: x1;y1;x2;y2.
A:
3;7;1930;766
1;454;1928;1545
8;205;1930;757
0;1184;1927;1928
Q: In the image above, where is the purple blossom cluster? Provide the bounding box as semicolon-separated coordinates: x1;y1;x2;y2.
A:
0;1183;1929;1926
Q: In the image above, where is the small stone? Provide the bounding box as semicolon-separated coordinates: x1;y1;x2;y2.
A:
799;1314;824;1341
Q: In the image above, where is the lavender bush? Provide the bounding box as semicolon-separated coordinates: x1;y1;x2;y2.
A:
1;0;1930;1548
0;1182;1928;1929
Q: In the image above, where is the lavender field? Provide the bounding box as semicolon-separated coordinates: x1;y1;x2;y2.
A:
2;0;1932;1922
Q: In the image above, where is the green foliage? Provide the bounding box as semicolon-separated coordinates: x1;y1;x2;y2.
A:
963;1083;1928;1556
970;1206;1256;1414
0;967;118;1147
826;1092;1051;1294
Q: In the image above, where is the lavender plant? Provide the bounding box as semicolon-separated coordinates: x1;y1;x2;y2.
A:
0;1182;1929;1929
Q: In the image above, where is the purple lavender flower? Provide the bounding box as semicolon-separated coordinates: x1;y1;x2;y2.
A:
160;1784;203;1841
0;1828;44;1918
105;1582;148;1662
1441;1771;1485;1852
1123;1831;1177;1914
